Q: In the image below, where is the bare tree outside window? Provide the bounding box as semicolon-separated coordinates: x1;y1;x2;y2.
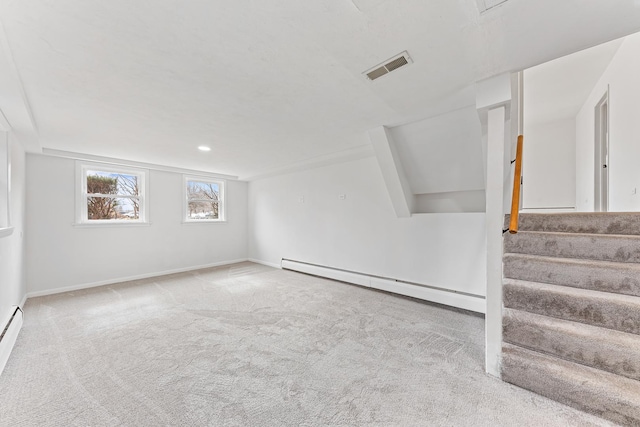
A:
118;174;139;218
186;180;221;220
86;171;140;220
87;175;118;219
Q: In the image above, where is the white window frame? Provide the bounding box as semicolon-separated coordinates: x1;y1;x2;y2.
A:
0;131;12;238
76;161;150;225
183;175;225;223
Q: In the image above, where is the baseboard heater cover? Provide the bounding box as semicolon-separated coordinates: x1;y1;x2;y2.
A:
281;259;485;313
0;306;24;376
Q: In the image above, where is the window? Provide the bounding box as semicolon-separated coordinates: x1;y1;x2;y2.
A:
77;162;148;224
184;176;224;222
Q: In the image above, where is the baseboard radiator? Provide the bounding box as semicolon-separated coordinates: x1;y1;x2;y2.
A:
281;259;485;314
0;306;23;376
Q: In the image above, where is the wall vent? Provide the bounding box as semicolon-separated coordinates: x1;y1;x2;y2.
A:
363;51;413;81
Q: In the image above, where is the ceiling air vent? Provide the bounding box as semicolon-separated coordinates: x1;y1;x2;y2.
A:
363;51;413;81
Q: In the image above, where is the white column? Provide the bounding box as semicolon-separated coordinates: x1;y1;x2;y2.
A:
485;106;507;377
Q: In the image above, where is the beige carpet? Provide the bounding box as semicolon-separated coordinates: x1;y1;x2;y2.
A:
0;262;613;426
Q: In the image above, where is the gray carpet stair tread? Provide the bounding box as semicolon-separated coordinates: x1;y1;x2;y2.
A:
502;343;640;426
503;253;640;297
504;212;640;235
504;231;640;263
503;278;640;335
502;212;640;422
503;308;640;381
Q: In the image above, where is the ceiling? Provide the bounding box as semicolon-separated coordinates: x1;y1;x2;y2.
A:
1;0;639;179
525;37;624;126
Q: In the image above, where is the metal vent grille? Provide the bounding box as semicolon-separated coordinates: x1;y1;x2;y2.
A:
384;56;408;72
363;51;412;81
366;67;388;80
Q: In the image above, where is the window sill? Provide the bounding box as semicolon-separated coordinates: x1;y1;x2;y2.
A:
73;222;152;228
181;220;227;225
0;226;14;238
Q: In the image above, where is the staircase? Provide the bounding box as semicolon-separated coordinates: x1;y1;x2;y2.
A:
501;213;640;426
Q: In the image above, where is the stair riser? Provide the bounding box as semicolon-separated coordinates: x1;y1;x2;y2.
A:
502;344;640;426
504;255;640;297
503;308;640;381
503;282;640;335
504;232;640;263
505;213;640;235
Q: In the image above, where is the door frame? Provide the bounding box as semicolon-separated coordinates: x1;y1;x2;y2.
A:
594;87;609;212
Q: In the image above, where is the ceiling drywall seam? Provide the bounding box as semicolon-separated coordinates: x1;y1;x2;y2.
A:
41;149;239;181
477;0;510;14
0;16;38;139
243;144;375;182
349;0;388;13
0;110;11;131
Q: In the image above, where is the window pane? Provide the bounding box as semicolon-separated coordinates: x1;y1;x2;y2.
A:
187;181;219;201
87;170;139;196
87;197;140;220
187;201;219;220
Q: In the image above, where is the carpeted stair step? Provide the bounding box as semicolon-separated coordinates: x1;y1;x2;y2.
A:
505;212;640;235
502;343;640;426
503;279;640;335
503;253;640;297
503;308;640;381
504;231;640;263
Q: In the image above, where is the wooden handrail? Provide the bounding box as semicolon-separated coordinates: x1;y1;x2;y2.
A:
509;135;524;234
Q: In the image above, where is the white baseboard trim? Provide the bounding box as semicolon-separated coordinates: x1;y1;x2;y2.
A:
27;258;249;298
248;258;282;269
18;293;27;309
0;307;23;377
281;259;486;314
521;207;576;213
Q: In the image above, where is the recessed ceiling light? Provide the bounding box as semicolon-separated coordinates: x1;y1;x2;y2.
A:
198;146;211;152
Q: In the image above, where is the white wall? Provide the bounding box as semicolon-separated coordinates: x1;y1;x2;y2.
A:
26;154;248;295
390;106;485;195
576;33;640;212
248;156;487;298
0;134;26;327
522;118;576;209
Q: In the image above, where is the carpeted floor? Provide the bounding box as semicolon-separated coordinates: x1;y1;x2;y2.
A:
0;262;615;426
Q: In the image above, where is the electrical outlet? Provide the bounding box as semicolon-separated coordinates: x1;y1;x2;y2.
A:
632;188;637;196
339;194;346;200
298;196;304;203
